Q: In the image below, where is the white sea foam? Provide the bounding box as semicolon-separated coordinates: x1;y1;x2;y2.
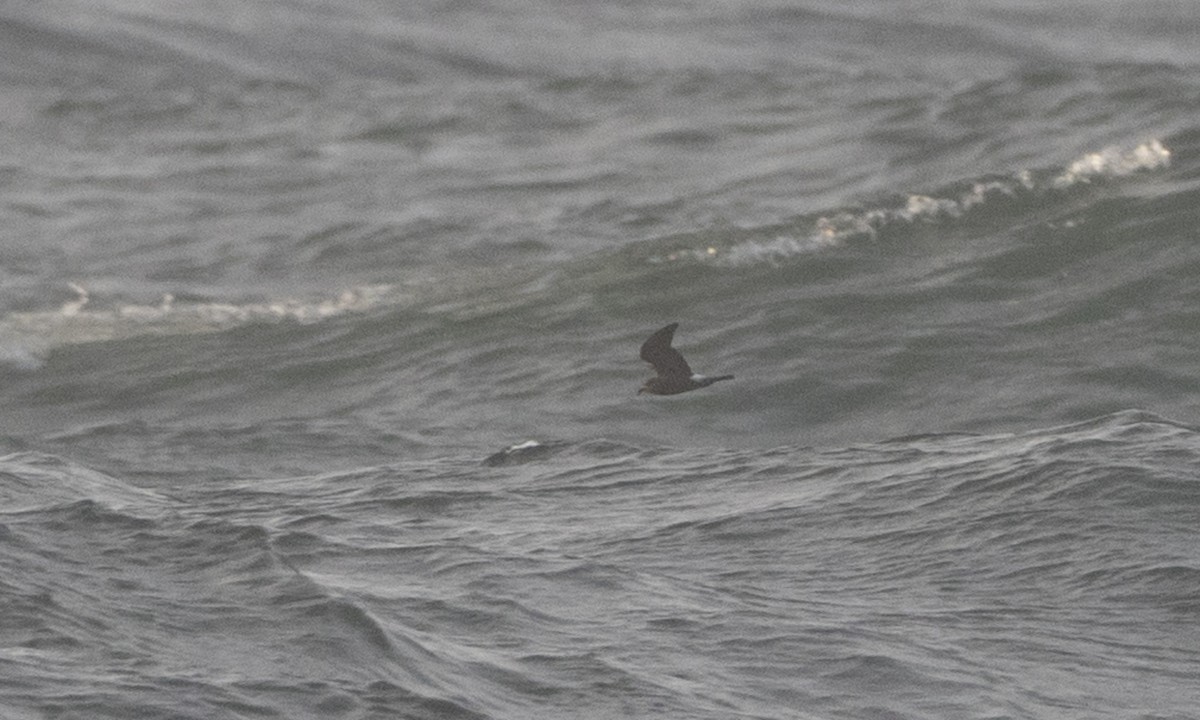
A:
0;283;397;366
660;139;1171;266
1052;139;1171;188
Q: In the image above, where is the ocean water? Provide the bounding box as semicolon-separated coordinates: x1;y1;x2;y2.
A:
2;1;1200;718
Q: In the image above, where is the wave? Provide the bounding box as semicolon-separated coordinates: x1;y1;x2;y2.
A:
4;410;1197;718
0;136;1177;384
0;283;396;370
651;138;1171;265
0;451;170;515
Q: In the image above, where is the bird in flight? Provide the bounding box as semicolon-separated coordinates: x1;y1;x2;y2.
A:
638;322;734;395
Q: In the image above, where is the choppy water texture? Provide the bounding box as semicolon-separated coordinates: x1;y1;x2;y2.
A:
3;1;1200;718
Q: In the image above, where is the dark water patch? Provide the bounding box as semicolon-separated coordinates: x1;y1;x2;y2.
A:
358;679;488;720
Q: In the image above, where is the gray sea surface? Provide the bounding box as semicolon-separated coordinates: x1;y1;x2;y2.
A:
2;1;1200;718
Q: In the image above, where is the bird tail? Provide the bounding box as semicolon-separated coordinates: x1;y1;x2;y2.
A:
700;374;734;387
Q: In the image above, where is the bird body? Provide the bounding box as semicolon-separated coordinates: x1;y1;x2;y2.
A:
638;323;733;395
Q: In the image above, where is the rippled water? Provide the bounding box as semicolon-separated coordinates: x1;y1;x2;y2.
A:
3;0;1200;718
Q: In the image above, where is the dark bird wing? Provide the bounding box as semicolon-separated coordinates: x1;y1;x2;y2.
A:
640;322;692;377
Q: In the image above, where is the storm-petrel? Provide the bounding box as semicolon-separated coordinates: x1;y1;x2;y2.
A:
638;322;734;395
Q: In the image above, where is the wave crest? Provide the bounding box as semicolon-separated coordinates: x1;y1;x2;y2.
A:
656;139;1171;266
